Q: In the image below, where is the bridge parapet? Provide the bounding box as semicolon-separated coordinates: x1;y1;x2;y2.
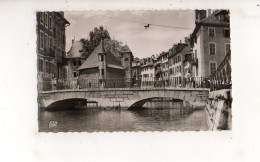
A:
39;88;209;109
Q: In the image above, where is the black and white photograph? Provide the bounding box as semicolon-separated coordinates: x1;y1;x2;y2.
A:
2;0;260;162
37;10;231;132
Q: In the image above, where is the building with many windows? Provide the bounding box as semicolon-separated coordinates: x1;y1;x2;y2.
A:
140;61;155;88
37;12;70;91
168;41;190;87
190;10;230;78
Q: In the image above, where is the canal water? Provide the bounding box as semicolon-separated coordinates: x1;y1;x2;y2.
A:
38;101;208;132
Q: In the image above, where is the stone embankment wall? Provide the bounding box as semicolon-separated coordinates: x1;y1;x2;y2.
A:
205;89;232;130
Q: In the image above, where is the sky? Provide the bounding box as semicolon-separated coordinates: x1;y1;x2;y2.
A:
64;10;195;59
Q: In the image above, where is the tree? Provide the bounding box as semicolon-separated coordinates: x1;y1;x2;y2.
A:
80;26;111;58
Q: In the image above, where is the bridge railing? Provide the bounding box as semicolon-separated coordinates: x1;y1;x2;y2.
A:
210;51;232;91
38;76;210;91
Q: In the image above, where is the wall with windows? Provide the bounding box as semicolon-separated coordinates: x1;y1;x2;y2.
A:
202;26;231;77
192;25;230;78
168;53;183;78
141;65;154;82
65;58;82;82
37;12;69;90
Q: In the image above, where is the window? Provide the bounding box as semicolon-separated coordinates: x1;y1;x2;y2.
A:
64;68;67;79
39;59;43;72
49;37;52;50
54;27;56;38
125;58;129;61
49;16;52;30
195;49;197;58
45;13;48;28
53;46;56;57
44;34;48;49
150;73;153;78
78;60;81;66
209;28;215;37
225;43;231;55
73;71;77;77
40;31;44;49
63;35;65;45
224;29;230;37
40;13;44;24
209;43;216;55
45;61;49;74
210;62;217;75
101;69;104;76
100;55;104;61
49;62;52;74
51;64;55;75
73;60;77;66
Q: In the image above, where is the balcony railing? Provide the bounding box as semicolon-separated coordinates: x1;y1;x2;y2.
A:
210;51;231;91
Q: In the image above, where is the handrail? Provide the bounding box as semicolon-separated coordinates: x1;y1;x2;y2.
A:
210;51;231;91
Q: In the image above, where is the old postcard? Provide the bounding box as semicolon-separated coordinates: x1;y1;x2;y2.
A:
37;10;231;132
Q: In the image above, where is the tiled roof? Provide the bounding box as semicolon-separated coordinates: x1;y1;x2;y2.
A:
191;10;230;44
199;10;229;26
77;41;105;70
66;41;83;58
77;41;124;71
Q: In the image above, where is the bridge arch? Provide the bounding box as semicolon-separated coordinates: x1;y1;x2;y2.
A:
39;89;209;109
46;98;88;109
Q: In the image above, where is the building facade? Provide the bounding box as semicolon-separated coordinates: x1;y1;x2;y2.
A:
36;12;70;91
64;39;84;88
77;40;133;88
168;42;188;87
190;10;231;78
140;61;154;88
132;58;141;80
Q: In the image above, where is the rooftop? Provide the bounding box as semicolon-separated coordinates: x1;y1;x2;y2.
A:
191;10;230;44
77;41;124;71
66;40;84;58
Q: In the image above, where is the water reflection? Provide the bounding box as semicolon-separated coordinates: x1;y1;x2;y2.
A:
39;101;208;132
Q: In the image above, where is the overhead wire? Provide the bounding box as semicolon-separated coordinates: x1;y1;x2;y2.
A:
96;14;193;30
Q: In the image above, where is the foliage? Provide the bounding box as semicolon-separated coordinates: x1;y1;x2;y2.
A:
80;26;111;58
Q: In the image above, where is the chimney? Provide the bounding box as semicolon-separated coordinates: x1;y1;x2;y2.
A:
72;37;75;44
180;40;182;43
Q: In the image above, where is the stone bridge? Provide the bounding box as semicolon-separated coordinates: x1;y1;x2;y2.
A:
38;88;209;109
